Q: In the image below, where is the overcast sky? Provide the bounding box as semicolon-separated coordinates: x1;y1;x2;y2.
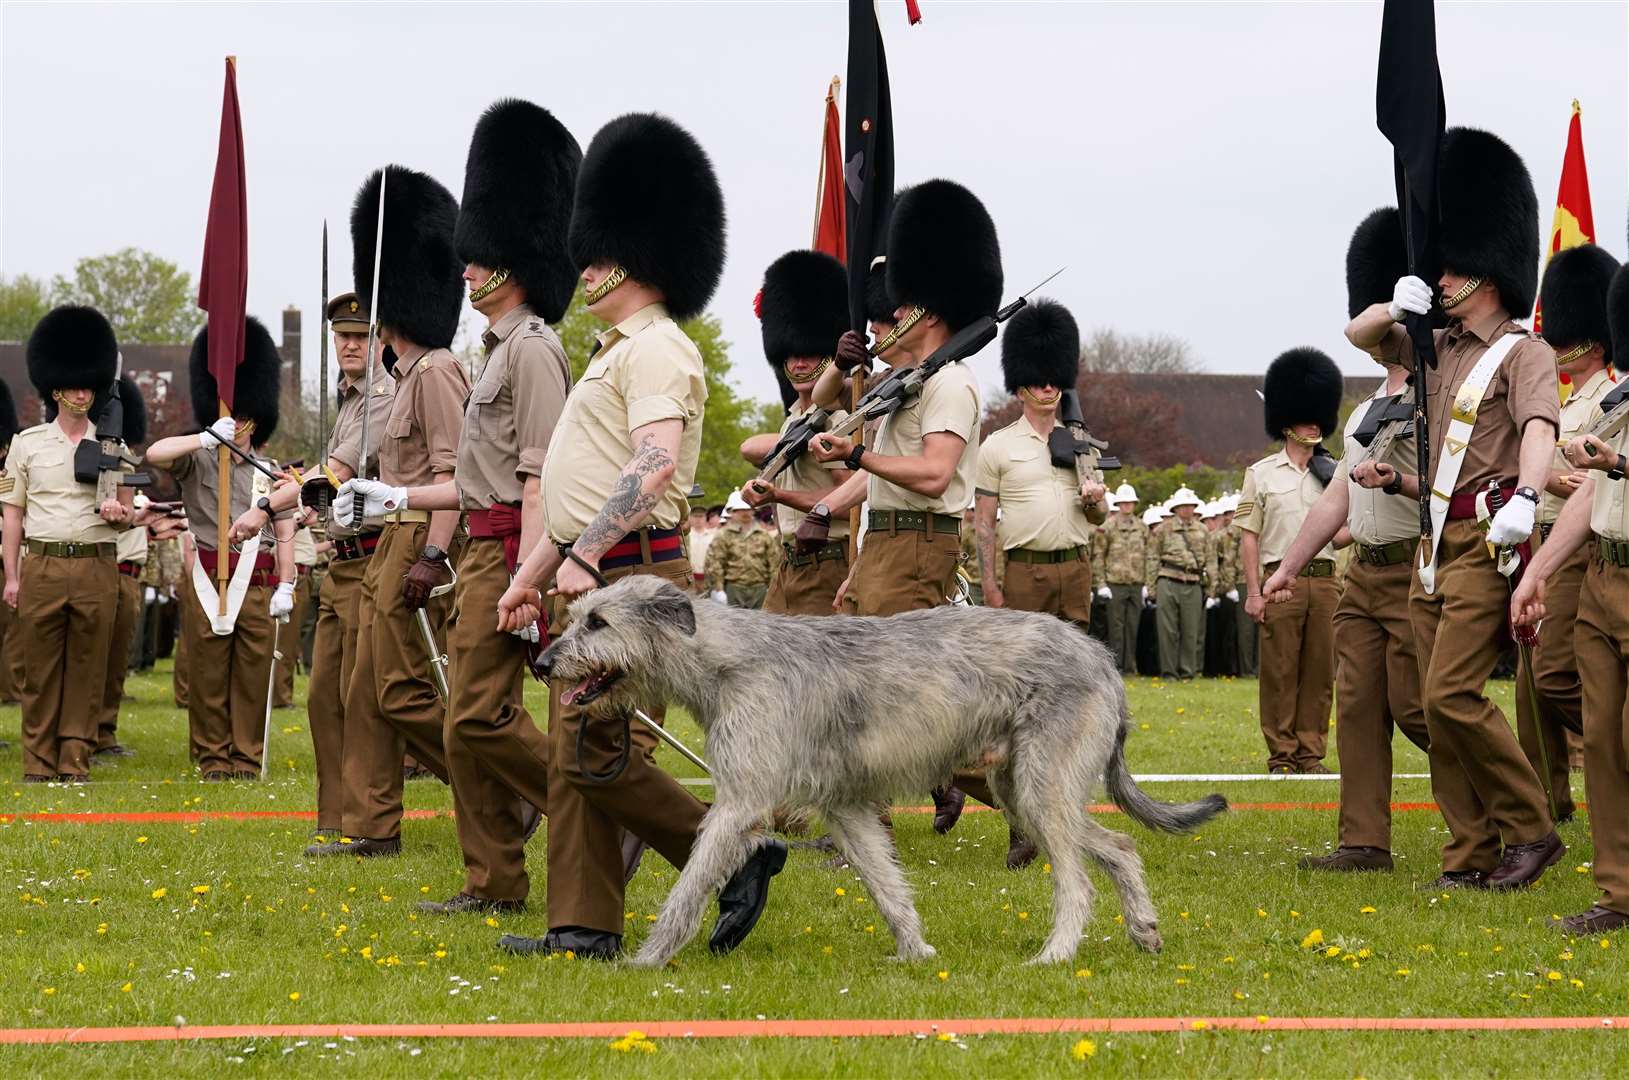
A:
3;2;1624;408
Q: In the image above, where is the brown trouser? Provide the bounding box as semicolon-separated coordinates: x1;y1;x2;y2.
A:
547;555;706;934
340;522;453;839
1002;552;1092;633
1411;519;1552;872
273;573;311;708
19;553;117;779
447;538;549;903
1576;555;1629;914
0;560;21;702
1332;556;1429;850
183;577;274;775
307;555;368;833
97;573;143;751
851;525;960;617
1515;535;1586;818
1258;570;1336;771
174;594;191;712
763;547;850;615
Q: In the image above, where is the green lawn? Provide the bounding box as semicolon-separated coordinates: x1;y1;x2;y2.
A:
3;665;1626;1077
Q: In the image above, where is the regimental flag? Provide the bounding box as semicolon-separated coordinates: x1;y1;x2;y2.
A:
198;57;248;413
813;78;847;263
1534;100;1596;331
843;0;896;330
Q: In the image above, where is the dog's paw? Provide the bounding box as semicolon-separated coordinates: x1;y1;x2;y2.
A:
1129;923;1163;954
892;941;937;963
624;948;669;969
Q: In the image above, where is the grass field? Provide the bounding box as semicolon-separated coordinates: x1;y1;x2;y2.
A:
4;665;1628;1077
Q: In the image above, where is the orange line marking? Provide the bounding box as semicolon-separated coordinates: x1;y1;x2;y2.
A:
0;1016;1621;1044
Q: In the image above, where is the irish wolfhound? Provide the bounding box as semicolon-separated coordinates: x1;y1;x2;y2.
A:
540;575;1226;968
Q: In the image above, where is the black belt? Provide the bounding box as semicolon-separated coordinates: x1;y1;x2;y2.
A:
1264;558;1336;579
331;531;382;562
1006;545;1085;565
1597;536;1629;569
27;539;114;559
868;509;961;536
1354;540;1412;567
783;540;847;568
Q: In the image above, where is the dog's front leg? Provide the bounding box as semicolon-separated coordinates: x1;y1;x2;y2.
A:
627;803;761;968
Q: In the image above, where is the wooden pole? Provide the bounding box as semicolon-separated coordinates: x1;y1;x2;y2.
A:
217;400;230;615
847;372;862;563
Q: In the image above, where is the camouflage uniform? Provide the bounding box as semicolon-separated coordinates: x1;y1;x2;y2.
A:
704;521;777;609
1091;515;1147;674
138;536;184;674
1226;522;1258;675
1204;526;1241;677
958;522;983;606
1145;517;1215;679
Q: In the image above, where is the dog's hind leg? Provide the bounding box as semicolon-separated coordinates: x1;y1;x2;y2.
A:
1082;819;1162;953
627;801;764;968
1023;799;1096;965
826;806;935;962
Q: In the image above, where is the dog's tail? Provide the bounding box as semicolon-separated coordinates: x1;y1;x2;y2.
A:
1104;704;1227;833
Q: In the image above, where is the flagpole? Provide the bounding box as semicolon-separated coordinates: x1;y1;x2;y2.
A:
216;54;237;617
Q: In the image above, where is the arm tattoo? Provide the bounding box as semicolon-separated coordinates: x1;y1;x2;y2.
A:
975;510;999;591
575;432;675;558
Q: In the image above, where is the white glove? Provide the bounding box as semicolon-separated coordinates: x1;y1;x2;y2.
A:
1226;589;1239;602
333;478;407;526
143;586;157;604
198;417;236;449
1141;585;1149;603
1205;597;1218;609
509;622;540;644
1487;495;1536;546
1388;275;1433;322
1096;586;1111;599
269;581;295;619
710;590;728;604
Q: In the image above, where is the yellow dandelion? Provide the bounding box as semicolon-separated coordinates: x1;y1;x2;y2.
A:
1546;970;1563;981
1191;1020;1209;1031
936;971;949;981
1360;906;1376;914
41;987;55;996
288;991;301;1001
1075;969;1093;978
192;885;210;895
120;982;132;993
96;924;107;935
75;962;85;974
1300;928;1324;949
1069;1038;1096;1060
1256;908;1268;918
136;836;148;844
864;925;875;934
150;888;167;900
1395;968;1410;977
485;917;498;928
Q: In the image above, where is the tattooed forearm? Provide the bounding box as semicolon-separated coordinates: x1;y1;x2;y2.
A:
574;432;676;559
975;508;999;591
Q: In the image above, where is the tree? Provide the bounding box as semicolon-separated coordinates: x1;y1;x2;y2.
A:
51;248;201;344
0;273;52;341
1079;328;1202;375
982;369;1198;469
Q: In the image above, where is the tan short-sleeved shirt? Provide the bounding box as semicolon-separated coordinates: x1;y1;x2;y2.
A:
379;343;469;487
1392;314;1560;494
1237;448;1334;566
458;303;572;510
0;422;117;543
542;303;706;542
1591;423;1629;540
773;401;850;538
324;371;394;537
116;522;149;563
869;361;980;514
974;417;1095;552
161;447;259;553
293;525;319;567
1332;383;1421;546
1542;367;1616;524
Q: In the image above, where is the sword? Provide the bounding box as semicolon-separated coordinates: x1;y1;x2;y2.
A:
260;612;287;780
356;169;388;531
415;559;455;702
319;221;330;466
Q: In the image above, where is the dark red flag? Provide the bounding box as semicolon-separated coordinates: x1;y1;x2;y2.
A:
198;57;248;412
813;77;847;263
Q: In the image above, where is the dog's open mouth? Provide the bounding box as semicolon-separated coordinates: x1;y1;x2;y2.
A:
562;666;624;706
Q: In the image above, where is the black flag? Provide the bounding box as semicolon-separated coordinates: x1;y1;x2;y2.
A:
844;0;895;331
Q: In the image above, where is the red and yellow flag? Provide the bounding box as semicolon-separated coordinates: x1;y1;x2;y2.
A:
1534;100;1594;331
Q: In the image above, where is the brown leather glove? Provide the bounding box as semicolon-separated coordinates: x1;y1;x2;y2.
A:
794;503;832;556
833;330;871;373
401;556;451;611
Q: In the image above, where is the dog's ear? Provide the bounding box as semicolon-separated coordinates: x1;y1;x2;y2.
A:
649;581;697;637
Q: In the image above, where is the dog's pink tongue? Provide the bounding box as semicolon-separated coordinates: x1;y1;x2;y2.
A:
562;678;593;706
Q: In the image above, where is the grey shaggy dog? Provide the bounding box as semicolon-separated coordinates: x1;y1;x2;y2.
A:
542;575;1227;968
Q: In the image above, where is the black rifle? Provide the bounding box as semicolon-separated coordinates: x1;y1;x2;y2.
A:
74;383;151;498
1049;388;1121;478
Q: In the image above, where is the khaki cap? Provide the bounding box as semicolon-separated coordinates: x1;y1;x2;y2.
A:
326;291;370;332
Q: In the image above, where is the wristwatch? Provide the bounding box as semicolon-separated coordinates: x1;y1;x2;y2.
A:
1608;454;1628;483
256;496;274;515
1381;474;1403;496
844;443;866;471
421;544;449;563
1513;486;1540;504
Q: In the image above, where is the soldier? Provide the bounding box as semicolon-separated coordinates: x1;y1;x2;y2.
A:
494;112;783;960
0;381;20;713
1262;207;1430;869
1239;348;1343;773
146;317;293;781
703;491;777;608
1347;127;1563;890
304;165;469;855
346;98;578;913
2;306;133;782
1145;487;1214;680
1514;244;1621;822
229;290;393;839
1512;260;1629;932
1201;500;1239;677
95;376;149;760
740;250;855;615
973;298;1106;632
1220;493;1258;676
1093;484;1146;674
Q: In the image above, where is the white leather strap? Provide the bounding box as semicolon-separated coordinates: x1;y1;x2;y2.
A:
189;533;263;635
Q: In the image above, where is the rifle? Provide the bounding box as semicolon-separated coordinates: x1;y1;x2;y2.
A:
1051;387;1120;476
75;382;152;499
1579;381;1629;451
1350;385;1416;468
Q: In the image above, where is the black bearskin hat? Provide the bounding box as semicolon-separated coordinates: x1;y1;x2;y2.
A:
455;98;582;323
117;375;147;445
1001;299;1079;394
568;113;726;321
761;249;847;369
1540;243;1620;367
1607;264;1629;374
1438;127;1540;319
865;256;896;324
352;165;464;350
1346;207;1409;319
0;380;17;456
26;305;118;399
1262;347;1344;441
886;180;1002;332
189;316;281;446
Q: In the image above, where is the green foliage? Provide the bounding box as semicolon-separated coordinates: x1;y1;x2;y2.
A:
1111;463;1243;506
51;248;200;344
0;273;52;341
